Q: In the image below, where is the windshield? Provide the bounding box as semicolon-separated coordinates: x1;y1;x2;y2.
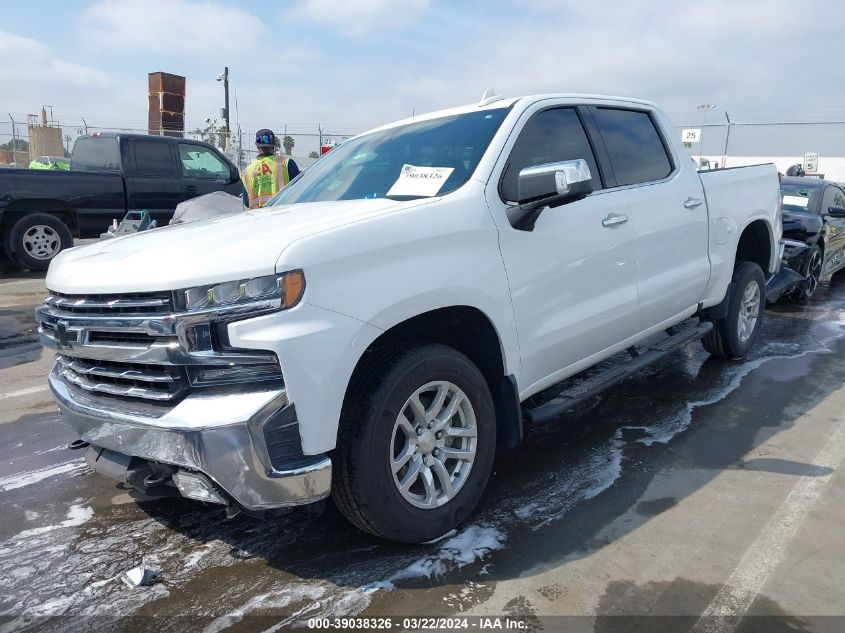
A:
268;109;509;205
780;183;819;214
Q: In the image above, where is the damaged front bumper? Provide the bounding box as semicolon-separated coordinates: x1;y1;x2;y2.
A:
766;239;807;303
49;367;332;511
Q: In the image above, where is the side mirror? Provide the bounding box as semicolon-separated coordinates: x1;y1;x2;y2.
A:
508;159;593;231
827;206;845;218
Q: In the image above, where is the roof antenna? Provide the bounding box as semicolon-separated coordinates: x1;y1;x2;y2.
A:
478;88;504;107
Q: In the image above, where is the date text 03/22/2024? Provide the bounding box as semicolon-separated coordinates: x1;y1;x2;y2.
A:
307;616;528;629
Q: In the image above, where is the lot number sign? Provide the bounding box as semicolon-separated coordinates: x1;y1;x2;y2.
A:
682;128;701;143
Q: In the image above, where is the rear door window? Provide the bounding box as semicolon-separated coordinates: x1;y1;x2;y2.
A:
500;107;602;202
132;140;175;177
71;137;121;172
592;108;673;186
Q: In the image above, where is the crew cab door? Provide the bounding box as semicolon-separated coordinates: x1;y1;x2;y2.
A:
587;106;710;325
485;104;640;394
176;142;243;203
125;138;181;225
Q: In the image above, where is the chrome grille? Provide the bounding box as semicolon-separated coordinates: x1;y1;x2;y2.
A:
38;289;283;404
56;355;186;401
45;290;175;315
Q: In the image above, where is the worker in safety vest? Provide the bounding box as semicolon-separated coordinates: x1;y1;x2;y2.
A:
241;129;300;209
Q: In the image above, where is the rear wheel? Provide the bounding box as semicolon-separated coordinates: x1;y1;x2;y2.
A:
702;261;765;359
4;213;73;270
332;344;496;543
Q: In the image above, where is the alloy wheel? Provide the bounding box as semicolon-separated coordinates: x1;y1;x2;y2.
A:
804;250;822;298
737;280;761;343
390;380;477;509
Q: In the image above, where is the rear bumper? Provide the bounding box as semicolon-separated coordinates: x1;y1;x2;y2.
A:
49;366;331;510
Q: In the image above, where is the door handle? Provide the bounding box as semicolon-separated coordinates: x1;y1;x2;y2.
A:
185;185;198;193
684;197;703;209
602;213;629;227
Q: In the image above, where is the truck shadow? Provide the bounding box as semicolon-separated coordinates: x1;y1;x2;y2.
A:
126;279;845;614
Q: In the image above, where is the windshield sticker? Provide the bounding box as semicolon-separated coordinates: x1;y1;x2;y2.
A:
387;164;455;197
783;195;809;208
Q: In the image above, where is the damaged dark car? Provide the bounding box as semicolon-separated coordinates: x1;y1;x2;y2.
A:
767;176;845;302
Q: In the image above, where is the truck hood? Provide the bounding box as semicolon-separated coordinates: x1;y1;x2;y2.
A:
47;198;430;294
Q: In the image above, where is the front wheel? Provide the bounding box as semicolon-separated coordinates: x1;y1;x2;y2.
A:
702;261;765;359
332;344;496;543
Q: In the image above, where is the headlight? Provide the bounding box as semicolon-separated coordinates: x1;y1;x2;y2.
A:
782;240;808;259
183;270;305;312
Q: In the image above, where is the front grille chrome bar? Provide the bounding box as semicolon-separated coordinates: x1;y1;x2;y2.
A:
39;328;274;366
38;290;283;403
57;356;180;383
36;298;281;338
46;296;171;310
57;364;183;401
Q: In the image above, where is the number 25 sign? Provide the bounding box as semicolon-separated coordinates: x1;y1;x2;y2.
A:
682;128;701;143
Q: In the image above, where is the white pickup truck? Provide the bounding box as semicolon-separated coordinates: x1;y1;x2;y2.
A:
38;93;781;543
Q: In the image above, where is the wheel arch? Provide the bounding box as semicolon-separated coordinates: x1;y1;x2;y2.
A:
736;218;775;275
0;200;80;240
340;305;523;450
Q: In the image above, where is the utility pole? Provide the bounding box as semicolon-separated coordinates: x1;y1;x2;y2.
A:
8;114;18;166
217;67;230;151
223;67;230;134
721;111;732;168
696;104;716;164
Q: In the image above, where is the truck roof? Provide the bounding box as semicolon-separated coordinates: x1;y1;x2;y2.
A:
781;176;831;188
364;93;660;136
78;132;204;143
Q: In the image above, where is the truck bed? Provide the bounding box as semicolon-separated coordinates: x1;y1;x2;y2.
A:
698;163;782;306
0;168;126;236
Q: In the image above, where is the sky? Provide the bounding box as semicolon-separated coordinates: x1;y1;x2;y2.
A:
1;0;844;155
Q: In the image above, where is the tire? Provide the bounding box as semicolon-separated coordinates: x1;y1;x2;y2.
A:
702;261;766;360
4;213;73;271
790;243;823;303
332;344;496;543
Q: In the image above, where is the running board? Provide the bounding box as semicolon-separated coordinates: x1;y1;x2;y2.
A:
523;320;713;424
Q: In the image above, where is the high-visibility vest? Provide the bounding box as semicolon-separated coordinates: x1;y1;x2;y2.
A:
241;154;293;209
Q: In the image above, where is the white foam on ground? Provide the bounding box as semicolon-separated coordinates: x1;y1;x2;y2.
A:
3;503;94;543
201;582;373;633
633;343;831;448
0;460;86;492
363;524;506;591
508;439;626;531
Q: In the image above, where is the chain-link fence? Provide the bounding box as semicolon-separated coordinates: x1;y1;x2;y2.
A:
0;115;366;172
4;110;845;181
671;111;845;181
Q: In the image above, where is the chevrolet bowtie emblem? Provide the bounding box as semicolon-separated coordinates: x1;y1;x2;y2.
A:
55;321;71;348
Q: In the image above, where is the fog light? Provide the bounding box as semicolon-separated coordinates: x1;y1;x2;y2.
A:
172;471;226;505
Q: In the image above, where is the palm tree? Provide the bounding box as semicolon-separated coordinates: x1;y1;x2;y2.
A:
283;135;295;156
